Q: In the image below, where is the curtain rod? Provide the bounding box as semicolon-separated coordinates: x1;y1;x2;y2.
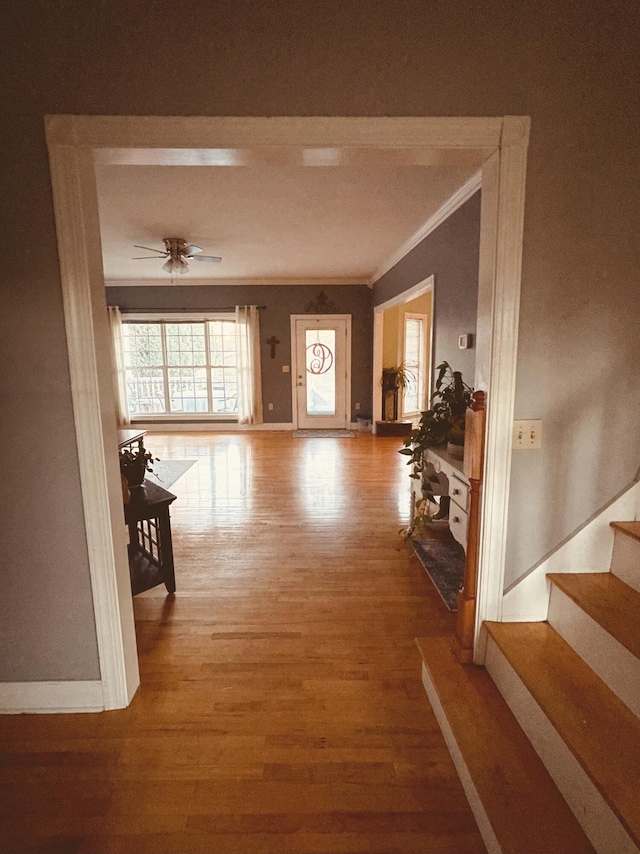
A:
119;306;266;313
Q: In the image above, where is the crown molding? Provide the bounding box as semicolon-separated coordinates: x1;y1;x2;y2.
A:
369;170;482;285
104;277;370;288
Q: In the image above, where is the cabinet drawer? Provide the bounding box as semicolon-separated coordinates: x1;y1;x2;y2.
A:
450;475;469;512
449;506;468;550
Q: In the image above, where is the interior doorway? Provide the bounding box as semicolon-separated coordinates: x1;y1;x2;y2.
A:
291;315;351;430
373;276;434;427
46;115;529;710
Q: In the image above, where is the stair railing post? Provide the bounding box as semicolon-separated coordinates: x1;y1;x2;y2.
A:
455;390;486;663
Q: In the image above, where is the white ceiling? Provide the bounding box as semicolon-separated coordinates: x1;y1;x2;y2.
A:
96;152;487;286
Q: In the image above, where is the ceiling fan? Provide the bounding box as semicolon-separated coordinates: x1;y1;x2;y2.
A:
132;237;222;275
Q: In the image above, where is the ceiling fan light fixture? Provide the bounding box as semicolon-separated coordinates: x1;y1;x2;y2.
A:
133;236;220;276
162;256;189;274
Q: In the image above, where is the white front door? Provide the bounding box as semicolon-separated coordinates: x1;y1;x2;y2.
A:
291;315;351;430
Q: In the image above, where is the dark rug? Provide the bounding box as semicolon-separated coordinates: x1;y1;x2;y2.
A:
413;535;465;611
292;430;355;438
145;459;196;490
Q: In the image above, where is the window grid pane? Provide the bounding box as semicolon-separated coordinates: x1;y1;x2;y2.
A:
168;367;208;413
125;368;166;413
122;319;239;416
166;323;207;368
122;323;163;368
208;321;238;414
403;317;424;414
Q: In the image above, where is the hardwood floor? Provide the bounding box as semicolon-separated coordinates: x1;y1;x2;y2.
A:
0;432;484;854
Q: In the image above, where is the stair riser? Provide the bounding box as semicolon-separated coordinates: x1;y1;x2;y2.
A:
485;635;638;854
548;585;640;719
611;532;640;593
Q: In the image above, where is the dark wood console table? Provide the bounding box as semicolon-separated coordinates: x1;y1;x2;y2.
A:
117;429;147;452
125;480;177;596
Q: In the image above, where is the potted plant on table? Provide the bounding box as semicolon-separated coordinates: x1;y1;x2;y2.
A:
119;445;158;490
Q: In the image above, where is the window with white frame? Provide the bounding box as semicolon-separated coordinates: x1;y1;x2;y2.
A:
402;313;428;417
121;316;238;417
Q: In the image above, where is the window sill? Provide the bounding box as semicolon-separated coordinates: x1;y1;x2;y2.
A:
130;416;238;424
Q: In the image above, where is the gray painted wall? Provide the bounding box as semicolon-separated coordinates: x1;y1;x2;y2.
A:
2;0;639;681
374;192;481;389
106;285;373;423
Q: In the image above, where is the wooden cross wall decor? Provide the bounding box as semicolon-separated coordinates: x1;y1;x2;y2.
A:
266;336;280;358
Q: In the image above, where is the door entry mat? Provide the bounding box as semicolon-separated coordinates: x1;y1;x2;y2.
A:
292;430;355;438
413;535;465;611
145;459;196;490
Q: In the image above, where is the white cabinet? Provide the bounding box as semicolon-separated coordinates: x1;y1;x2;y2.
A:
423;447;471;551
449;501;469;549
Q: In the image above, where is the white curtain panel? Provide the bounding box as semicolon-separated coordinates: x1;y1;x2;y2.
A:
235;305;264;425
107;305;131;427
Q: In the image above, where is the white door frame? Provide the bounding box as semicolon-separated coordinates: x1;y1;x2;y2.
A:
290;314;352;430
373;275;435;427
45;116;529;707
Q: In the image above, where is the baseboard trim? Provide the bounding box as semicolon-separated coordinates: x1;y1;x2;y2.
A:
0;680;104;714
134;421;294;432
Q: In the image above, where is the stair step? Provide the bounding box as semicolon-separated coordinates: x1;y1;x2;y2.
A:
416;635;594;854
548;572;640;659
610;522;640;593
611;521;640;543
485;621;640;853
548;573;640;718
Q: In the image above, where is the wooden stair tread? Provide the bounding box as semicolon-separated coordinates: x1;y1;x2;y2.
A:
485;621;640;846
611;520;640;543
548;572;640;660
416;636;594;854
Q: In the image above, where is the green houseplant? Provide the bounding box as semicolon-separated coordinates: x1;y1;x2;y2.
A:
399;361;473;478
119;445;157;489
381;363;418;421
398;362;473;539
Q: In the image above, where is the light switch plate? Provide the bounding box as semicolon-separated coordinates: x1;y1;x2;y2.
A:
513;419;542;449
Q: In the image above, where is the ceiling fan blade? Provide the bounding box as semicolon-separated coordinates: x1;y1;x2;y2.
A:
133;244;167;255
192;255;222;263
184;244;203;256
132;255;167;260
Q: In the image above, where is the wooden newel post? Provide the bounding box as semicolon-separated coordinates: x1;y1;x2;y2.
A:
455;390;486;663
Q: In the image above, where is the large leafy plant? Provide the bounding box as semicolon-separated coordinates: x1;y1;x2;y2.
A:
397;362;473;545
381;363;418;391
399;361;473;482
381;363;419;421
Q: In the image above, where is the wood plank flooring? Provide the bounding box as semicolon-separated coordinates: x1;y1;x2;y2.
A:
0;432;485;854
